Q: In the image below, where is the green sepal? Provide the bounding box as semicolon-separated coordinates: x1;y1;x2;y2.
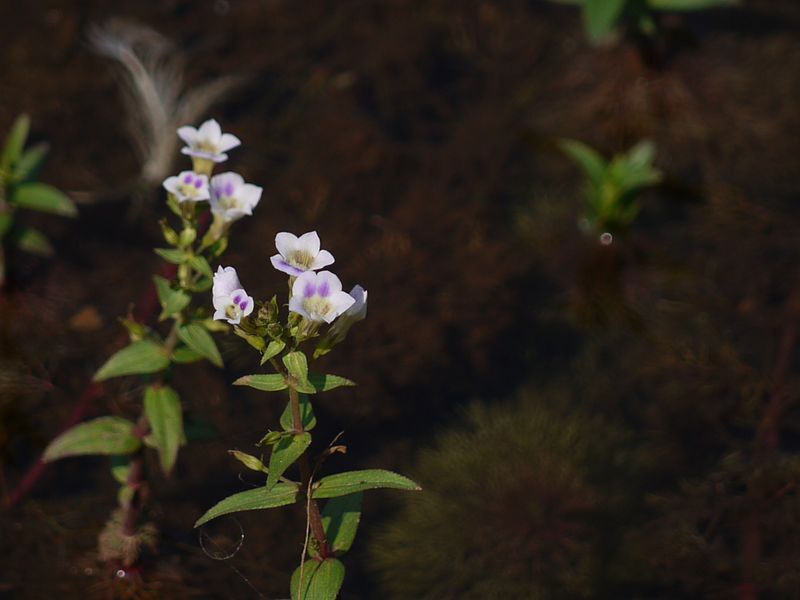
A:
290;558;345;600
159;219;179;245
94;340;170;381
118;317;149;342
179;227;196;247
229;450;269;474
283;351;314;392
233;373;288;392
312;469;421;499
1;114;30;171
12;227;53;256
321;493;362;555
153;275;190;320
171;346;204;364
188;255;213;278
154;248;188;264
308;374;356;393
260;339;286;365
43;416;141;461
257;430;291;446
143;384;184;475
194;483;299;528
280;394;317;432
11;182;77;217
202;318;230;333
267;432;311;491
177;323;223;367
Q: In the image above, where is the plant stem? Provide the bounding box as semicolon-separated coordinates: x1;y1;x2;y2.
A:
288;384;330;558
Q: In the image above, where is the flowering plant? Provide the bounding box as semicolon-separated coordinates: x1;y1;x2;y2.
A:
42;119;258;568
195;232;419;599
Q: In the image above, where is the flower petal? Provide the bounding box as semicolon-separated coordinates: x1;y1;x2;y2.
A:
177;126;197;146
213;266;242;297
198;118;222;143
315;271;343;295
275;232;298;258
162;176;180;195
219;133;241;153
328;291;356;323
288;295;310;320
296;231;321;256
310;249;335;270
270;255;304;276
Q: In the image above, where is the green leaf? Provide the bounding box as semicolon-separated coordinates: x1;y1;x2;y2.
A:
171;346;204;364
312;469;421;499
143;385;183;475
234;373;288;392
583;0;627;41
267;432;311;491
11;182;77;217
94;340;170;381
280;394;317;431
321;493;362;555
188;255;213;278
290;558;345;600
1;114;30;171
194;483;299;528
177;323;223;367
229;450;269;474
13;227;53;256
12;142;48;182
154;248;188;264
233;327;266;351
559;138;607;186
284;351;314;392
261;339;286;364
308;374;356;393
43;416;140;461
153;275;190;320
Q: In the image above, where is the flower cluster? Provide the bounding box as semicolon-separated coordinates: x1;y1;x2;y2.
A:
212;230;367;346
162;119;262;233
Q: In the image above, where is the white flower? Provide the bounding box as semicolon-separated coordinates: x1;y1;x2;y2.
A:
212;266;254;325
162;171;210;203
327;284;368;342
177;118;241;163
289;271;355;324
270;231;334;277
209;172;262;223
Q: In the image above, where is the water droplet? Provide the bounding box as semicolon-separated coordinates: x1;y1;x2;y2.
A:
115;569;126;579
84;567;94;576
599;232;613;246
198;516;245;560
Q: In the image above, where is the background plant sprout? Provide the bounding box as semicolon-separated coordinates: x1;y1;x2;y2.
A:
559;138;662;241
0;114;77;289
550;0;739;43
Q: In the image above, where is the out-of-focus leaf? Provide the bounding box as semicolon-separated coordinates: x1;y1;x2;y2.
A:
94;340;170;381
43;417;140;461
11;183;77;217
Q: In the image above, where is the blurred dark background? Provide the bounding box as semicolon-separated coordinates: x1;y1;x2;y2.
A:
1;0;799;598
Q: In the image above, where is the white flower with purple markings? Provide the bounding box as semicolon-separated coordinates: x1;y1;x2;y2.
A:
162;171;210;203
289;271;355;323
209;172;263;223
270;231;335;277
331;285;367;334
178;119;241;163
212;266;254;325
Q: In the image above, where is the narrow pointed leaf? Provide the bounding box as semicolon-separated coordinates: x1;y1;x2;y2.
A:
312;469;421;499
154;248;188;264
284;351;314;392
261;339;286;364
194;483;299;527
267;432;311;491
178;323;223;367
11;182;77;217
143;385;183;475
94;340;170;381
188;255;213;278
290;558;345;600
321;493;363;554
234;373;288;392
154;275;190;320
12;142;48;182
1;114;29;170
280;394;316;431
13;227;53;256
308;374;356;393
229;450;269;474
171;346;204;364
43;417;140;461
559;138;607;186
